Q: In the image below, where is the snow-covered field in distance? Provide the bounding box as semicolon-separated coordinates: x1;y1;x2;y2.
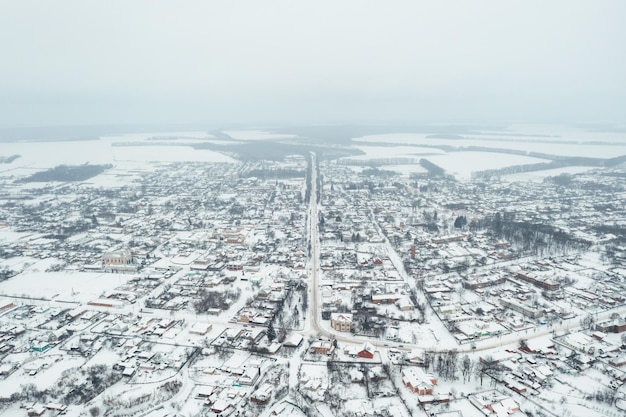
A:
0;125;624;183
0;270;126;303
502;166;595;182
353;125;626;159
339;146;553;180
110;145;235;164
344;125;626;180
426;151;549;180
0;131;237;180
350;145;446;159
223;130;298;141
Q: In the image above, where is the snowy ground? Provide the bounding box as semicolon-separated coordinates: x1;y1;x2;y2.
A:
1;126;625;416
502;166;595;182
352;125;626;159
0;131;236;180
340;141;607;180
223;130;298;141
0;271;129;303
426;151;548;180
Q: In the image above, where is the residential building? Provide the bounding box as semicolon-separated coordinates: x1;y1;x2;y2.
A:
330;313;353;332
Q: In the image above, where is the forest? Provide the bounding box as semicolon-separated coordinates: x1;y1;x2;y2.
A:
20;164;112;183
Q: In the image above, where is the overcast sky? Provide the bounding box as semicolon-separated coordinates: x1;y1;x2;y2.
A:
1;1;625;127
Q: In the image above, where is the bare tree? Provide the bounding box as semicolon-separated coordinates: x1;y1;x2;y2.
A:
461;355;473;383
581;313;595;330
476;356;501;386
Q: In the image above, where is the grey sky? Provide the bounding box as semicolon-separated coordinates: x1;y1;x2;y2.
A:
1;1;624;127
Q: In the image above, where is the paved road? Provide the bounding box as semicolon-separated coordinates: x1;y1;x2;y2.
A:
307;151;323;337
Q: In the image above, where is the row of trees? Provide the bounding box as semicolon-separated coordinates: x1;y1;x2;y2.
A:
0;154;20;163
20;164;113;183
421;351;504;387
492;212;591;255
193;287;241;313
267;280;308;343
16;364;122;406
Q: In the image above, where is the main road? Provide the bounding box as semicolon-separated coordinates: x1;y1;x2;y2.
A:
305;151;323;337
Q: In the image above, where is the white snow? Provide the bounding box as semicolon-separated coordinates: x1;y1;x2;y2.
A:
223;130;297;141
353;126;626;159
0;271;129;303
111;145;235;163
426;151;549;180
0;131;236;180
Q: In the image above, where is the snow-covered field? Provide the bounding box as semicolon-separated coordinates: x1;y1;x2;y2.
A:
0;139;114;173
426;151;549;180
343;125;625;180
102;131;211;141
341;146;550;180
0;353;85;394
0;271;129;303
111;145;235;163
353;125;626;159
350;145;445;159
223;130;297;141
0;131;236;180
502;166;595;182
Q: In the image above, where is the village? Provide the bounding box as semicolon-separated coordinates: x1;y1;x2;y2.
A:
0;135;626;417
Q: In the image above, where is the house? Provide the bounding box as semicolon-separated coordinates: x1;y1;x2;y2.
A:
515;271;559;291
562;332;594;353
196;385;215;399
407;349;425;364
368;366;387;381
505;379;527;395
330;313;352;332
402;368;438;395
31;341;50;352
358;342;375;359
238;366;260;385
103;250;133;265
371;293;402;304
46;403;68;413
189;322;212;335
283;333;303;347
349;368;365;383
224;328;243;341
311;340;334;355
103;250;136;272
226;261;243;271
609;356;626;367
27;404;46;417
434;412;463;417
0;301;15;312
396;297;414;311
251;383;273;404
210;399;231;414
269;401;307;416
597;319;626;334
469;390;522;417
190;261;209;271
500;298;542;319
592;331;607;341
0;363;14;377
302;378;323;392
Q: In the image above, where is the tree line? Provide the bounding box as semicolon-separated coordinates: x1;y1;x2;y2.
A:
20;164;112;183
